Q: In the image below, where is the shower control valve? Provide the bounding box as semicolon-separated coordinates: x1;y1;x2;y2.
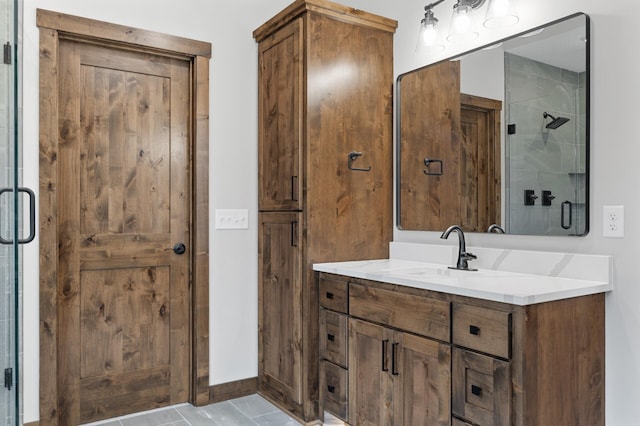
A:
524;189;538;206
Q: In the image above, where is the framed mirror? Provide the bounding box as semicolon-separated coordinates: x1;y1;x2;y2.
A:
397;13;590;236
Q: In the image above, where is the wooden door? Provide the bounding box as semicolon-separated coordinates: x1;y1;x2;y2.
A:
56;39;191;424
398;60;461;231
257;19;303;211
348;318;394;426
258;212;303;403
460;94;502;232
394;332;451;426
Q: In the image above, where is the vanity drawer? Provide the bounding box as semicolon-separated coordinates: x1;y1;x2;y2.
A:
321;360;348;421
319;275;348;313
452;348;511;426
320;308;348;368
452;303;511;359
349;282;450;342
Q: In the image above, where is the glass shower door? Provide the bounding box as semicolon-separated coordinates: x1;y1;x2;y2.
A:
1;0;24;424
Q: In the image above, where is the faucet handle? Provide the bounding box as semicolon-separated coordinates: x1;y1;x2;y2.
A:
463;251;477;260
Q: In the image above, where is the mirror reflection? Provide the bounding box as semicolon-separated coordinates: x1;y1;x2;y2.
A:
397;13;589;236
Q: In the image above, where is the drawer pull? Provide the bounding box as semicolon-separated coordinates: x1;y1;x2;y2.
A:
469;325;481;336
327;333;335;342
471;385;483;397
382;339;389;372
327;385;335;393
326;292;334;300
391;342;400;376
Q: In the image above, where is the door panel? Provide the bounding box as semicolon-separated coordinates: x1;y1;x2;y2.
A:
348;318;394;426
460;95;501;233
57;39;190;424
258;19;303;211
398;60;461;231
395;332;451;426
258;212;303;403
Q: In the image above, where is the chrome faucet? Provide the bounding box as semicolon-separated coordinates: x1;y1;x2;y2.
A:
440;225;477;271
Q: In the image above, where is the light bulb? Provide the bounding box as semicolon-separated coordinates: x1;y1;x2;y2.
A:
484;0;519;28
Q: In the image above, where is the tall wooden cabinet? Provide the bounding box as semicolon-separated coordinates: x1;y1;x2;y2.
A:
254;0;396;422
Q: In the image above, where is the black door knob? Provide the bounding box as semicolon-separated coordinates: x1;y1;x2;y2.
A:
173;243;186;255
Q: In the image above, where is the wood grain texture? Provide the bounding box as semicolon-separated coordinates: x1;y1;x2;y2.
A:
348;318;394;425
38;10;211;424
192;55;211;407
318;274;349;313
208;377;258;404
398;68;501;232
38;26;60;426
452;302;511;359
56;38;191;424
256;3;395;422
36;9;211;57
257;18;303;211
258;212;303;404
395;332;451;426
327;273;605;426
319;309;348;368
460;94;501;232
253;0;397;42
321;361;348;421
398;60;461;231
452;347;511;425
518;294;605;426
349;283;450;342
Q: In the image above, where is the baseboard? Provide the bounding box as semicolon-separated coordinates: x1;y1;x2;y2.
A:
208;377;258;404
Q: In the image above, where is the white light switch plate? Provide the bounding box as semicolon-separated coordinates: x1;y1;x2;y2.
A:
215;209;249;230
603;205;624;238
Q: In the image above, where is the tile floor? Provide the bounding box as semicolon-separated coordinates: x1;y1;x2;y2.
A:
81;394;346;426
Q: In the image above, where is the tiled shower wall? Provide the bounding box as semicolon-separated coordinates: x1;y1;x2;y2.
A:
505;52;587;235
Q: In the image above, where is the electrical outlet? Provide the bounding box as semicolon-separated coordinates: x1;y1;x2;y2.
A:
603;205;624;238
215;209;249;230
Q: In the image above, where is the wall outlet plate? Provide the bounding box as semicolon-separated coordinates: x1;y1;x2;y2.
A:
603;205;624;238
215;209;249;230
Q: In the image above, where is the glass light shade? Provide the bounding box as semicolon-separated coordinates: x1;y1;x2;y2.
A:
416;10;445;53
447;3;479;43
484;0;519;28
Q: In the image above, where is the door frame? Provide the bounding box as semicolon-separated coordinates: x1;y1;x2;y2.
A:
37;9;211;424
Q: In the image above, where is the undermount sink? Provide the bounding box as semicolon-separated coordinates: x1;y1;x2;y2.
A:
386;264;489;278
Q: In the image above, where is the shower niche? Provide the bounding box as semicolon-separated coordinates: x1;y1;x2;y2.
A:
397;13;590;236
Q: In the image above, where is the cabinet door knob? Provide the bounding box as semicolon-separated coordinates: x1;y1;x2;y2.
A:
469;325;480;335
327;333;335;342
326;292;334;300
327;385;335;393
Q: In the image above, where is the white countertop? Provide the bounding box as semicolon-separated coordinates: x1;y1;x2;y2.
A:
313;258;613;305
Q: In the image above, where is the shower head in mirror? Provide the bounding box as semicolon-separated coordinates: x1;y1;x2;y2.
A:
543;112;570;129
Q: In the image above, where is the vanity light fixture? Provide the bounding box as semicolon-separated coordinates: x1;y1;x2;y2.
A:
416;0;519;52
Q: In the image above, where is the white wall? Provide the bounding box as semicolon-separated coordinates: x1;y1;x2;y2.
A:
19;0;640;424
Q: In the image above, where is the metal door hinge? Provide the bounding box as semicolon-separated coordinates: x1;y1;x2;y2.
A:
4;368;12;390
4;42;12;65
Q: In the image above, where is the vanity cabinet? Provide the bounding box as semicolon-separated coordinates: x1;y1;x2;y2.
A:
254;1;396;421
318;272;605;426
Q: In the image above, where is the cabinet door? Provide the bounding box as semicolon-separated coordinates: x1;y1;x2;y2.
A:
257;19;303;211
258;212;303;403
306;15;393;261
348;318;394;426
394;332;451;426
